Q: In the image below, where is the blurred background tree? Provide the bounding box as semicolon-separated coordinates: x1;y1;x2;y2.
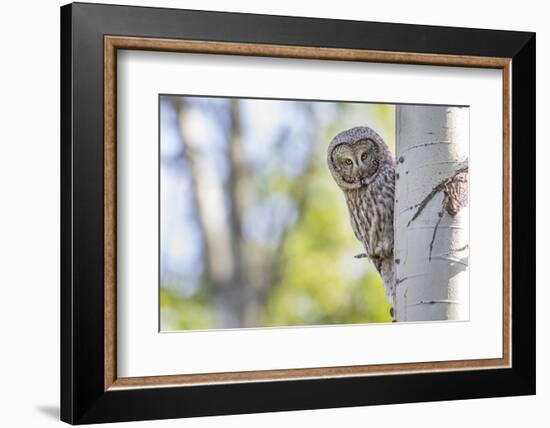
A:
160;95;395;330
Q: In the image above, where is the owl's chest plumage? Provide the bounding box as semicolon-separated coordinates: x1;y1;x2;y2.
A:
344;175;394;259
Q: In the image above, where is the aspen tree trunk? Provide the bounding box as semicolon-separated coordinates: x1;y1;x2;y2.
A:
394;105;469;322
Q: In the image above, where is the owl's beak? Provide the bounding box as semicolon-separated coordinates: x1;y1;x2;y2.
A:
359;175;371;186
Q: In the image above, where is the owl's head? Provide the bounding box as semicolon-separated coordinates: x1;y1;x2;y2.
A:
327;126;392;190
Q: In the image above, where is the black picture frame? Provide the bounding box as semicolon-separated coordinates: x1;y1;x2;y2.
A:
61;2;535;424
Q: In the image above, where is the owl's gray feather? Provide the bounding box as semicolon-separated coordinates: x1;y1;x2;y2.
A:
327;126;395;307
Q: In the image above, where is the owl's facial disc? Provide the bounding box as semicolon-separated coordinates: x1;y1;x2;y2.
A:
331;140;380;189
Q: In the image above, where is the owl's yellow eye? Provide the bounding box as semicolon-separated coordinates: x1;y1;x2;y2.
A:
345;159;353;165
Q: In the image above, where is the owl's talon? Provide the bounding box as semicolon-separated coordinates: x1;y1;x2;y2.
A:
354;253;368;259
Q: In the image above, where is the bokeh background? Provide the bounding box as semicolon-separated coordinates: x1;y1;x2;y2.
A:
160;95;395;331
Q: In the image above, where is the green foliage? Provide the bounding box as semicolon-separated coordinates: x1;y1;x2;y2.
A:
161;101;394;331
160;286;215;331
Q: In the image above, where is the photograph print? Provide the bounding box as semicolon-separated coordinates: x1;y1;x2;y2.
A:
160;95;469;331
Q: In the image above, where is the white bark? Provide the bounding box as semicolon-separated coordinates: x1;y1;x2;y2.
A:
394;105;469;322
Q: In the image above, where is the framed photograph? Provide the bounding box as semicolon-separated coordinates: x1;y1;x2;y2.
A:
60;2;535;424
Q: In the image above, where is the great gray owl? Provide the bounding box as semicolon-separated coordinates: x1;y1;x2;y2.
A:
327;126;396;311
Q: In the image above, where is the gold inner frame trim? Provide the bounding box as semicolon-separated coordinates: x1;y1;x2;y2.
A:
104;35;512;391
